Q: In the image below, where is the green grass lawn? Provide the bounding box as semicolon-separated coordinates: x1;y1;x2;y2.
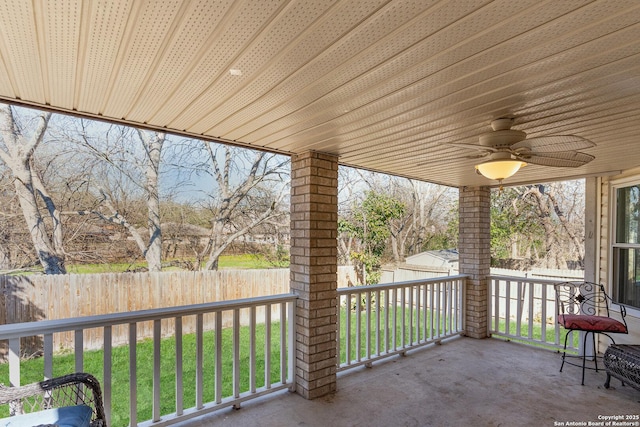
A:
65;254;282;274
217;254;281;269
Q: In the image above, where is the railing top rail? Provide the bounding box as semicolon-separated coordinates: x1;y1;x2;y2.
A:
0;293;298;340
337;274;469;295
488;275;566;285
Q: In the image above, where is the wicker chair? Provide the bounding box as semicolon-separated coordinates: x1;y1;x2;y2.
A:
0;372;106;427
555;281;628;385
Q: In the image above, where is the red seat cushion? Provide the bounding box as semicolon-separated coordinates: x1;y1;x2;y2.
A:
558;314;627;333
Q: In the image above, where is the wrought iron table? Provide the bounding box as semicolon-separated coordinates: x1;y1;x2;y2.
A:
604;344;640;391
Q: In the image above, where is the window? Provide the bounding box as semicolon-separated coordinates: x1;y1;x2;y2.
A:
612;184;640;308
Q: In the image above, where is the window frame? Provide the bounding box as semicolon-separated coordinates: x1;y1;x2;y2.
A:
610;176;640;311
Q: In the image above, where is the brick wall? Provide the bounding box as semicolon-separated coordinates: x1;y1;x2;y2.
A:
459;186;491;339
289;151;339;399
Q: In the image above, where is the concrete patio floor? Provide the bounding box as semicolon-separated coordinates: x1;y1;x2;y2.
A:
178;337;639;427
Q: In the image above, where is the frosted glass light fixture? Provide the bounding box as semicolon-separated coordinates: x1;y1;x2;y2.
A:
475;159;526;181
475;151;526;183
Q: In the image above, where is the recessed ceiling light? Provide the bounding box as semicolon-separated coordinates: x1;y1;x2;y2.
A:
229;69;242;76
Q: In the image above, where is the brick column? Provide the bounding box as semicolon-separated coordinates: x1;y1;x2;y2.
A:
459;186;491;339
290;151;338;399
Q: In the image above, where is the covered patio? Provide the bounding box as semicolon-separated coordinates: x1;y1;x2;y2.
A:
182;337;638;427
0;0;640;425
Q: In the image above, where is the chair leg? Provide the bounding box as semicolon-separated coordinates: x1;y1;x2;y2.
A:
592;332;598;373
581;331;592;386
560;330;571;373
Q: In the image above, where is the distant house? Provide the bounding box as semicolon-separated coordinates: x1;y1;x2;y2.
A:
380;249;459;283
405;249;459;271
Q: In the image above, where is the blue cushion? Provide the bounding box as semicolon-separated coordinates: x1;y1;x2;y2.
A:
0;404;92;427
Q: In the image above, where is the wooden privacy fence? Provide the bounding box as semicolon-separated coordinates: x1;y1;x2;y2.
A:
0;267;356;356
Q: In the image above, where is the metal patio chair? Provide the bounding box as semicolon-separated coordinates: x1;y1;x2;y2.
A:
555;281;628;385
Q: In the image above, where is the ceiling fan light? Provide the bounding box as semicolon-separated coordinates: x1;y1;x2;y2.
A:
475;159;527;181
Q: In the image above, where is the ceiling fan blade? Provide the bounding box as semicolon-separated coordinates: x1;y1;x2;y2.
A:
511;135;595;153
417;151;489;166
517;151;595;167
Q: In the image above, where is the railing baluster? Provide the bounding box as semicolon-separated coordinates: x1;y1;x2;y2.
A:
365;291;371;360
174;317;183;416
356;292;362;362
8;338;19;387
429;284;434;339
287;300;295;390
129;323;137;427
233;308;240;399
103;326;112;426
516;281;523;337
264;305;272;389
250;306;256;393
392;288;397;351
153;319;161;422
554;289;561;347
384;289;389;353
505;281;511;336
196;313;203;409
492;278;499;333
408;285;413;346
422;284;428;342
345;293;351;365
442;281;451;336
375;289;381;356
451;281;456;333
74;329;83;373
528;282;534;340
415;285;420;344
541;285;548;345
280;302;286;384
435;282;441;338
451;281;462;332
400;286;406;348
459;279;464;332
336;295;342;364
44;333;53;379
215;311;223;403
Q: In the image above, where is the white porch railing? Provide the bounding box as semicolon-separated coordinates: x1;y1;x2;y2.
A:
0;294;297;427
488;275;578;353
336;276;466;371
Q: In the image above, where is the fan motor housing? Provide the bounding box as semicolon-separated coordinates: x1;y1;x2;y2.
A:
479;129;527;148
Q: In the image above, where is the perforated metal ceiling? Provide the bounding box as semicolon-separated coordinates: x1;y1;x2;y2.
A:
0;0;639;187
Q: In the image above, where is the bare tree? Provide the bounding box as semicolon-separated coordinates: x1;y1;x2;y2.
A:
0;105;66;274
198;145;289;270
521;182;585;269
171;141;290;270
68;122;166;271
490;180;586;269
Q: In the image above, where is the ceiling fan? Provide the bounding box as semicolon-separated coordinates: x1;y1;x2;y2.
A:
447;118;596;184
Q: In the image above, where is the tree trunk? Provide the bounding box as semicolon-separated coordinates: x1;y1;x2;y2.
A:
0;106;65;274
13;163;65;274
140;130;164;272
0;240;10;270
204;220;225;271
